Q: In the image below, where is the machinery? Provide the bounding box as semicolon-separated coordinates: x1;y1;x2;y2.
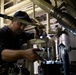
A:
29;0;76;75
0;0;76;75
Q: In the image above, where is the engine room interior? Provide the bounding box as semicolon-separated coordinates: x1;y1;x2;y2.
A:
0;0;76;75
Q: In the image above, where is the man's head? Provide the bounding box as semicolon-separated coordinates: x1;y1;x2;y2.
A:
13;11;32;26
11;11;31;34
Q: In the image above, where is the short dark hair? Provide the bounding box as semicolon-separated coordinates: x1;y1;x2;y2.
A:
13;11;31;22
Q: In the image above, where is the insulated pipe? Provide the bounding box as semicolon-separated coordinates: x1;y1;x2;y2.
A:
51;8;76;35
5;0;31;14
31;0;53;13
0;13;45;29
32;3;43;26
31;0;76;35
0;0;4;27
8;7;44;16
46;13;50;34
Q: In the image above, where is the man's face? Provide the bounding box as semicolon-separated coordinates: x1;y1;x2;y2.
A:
13;21;26;34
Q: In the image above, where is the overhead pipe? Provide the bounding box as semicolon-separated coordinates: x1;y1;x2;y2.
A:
31;0;52;13
0;0;4;27
4;0;13;6
0;13;45;29
8;7;45;17
5;0;32;14
31;0;76;35
32;3;43;26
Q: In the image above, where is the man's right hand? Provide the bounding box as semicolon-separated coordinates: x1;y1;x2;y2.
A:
23;48;43;62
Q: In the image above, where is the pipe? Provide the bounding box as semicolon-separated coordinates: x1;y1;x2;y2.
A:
31;0;76;35
5;0;32;14
50;8;76;35
46;13;50;34
61;48;70;75
32;3;43;26
31;0;53;13
0;0;4;27
7;6;45;17
0;13;45;28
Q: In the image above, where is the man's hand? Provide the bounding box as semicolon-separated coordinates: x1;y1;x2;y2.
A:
23;48;43;62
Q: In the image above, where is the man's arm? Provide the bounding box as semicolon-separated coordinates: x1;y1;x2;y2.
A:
1;48;41;62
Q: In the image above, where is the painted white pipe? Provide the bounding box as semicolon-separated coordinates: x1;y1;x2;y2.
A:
1;0;4;27
8;7;44;17
31;0;53;13
5;0;31;14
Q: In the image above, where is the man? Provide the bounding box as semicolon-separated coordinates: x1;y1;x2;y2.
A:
0;11;42;75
